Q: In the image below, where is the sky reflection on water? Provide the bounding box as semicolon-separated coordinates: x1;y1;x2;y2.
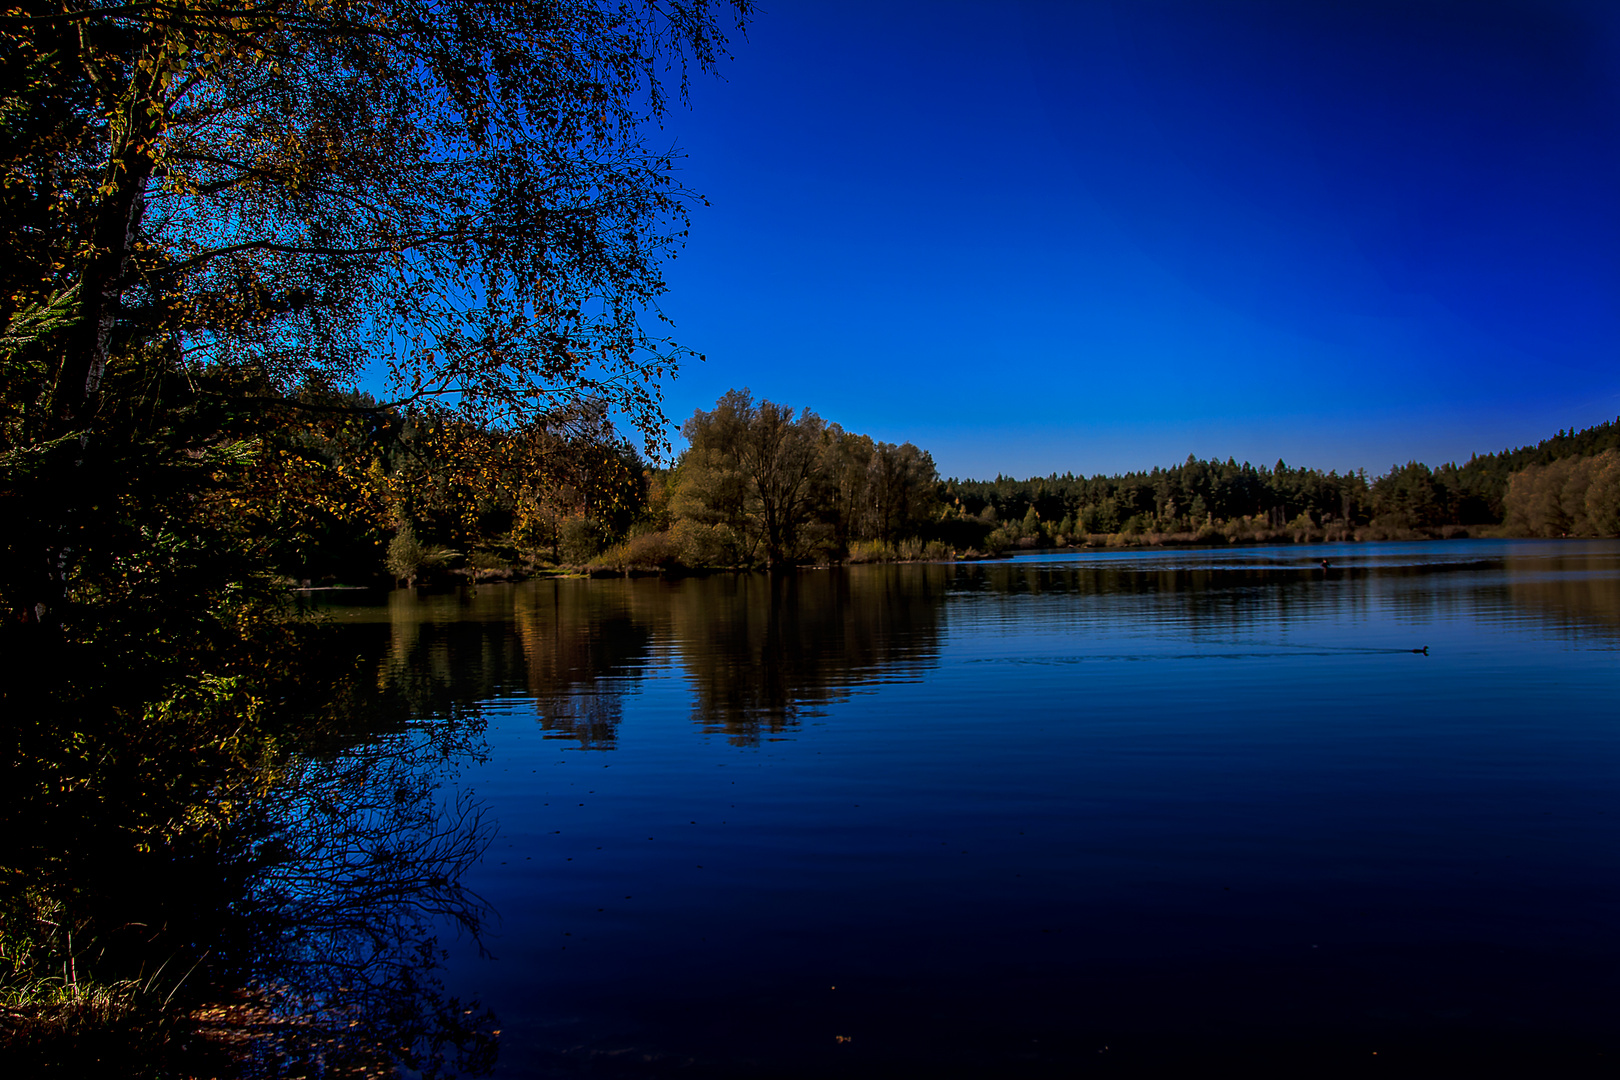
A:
319;539;1620;1076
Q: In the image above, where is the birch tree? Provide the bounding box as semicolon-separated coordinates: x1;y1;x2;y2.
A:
2;0;749;621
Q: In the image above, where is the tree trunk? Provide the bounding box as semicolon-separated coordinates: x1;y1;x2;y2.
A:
53;160;151;431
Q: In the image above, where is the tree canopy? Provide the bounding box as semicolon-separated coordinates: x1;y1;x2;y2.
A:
4;0;748;444
668;388;941;568
0;1;751;1067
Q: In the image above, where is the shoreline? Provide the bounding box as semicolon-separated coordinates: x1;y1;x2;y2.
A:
309;532;1620;594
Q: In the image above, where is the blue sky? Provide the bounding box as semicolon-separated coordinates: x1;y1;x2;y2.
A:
651;0;1620;478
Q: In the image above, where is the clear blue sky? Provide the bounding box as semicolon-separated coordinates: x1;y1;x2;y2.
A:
651;0;1620;479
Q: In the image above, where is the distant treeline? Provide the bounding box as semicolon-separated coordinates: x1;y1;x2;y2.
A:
280;400;1620;582
643;408;1620;562
942;415;1620;548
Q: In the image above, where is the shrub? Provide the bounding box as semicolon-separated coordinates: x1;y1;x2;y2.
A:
385;523;424;584
627;531;681;569
559;516;607;565
466;550;514;582
800;521;841;565
847;540;894;564
671;518;734;567
1288;511;1323;543
588;542;631;573
1223;515;1258;541
386;523;459;584
587;534;681;573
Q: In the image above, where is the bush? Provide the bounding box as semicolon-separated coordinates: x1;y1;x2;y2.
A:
466;551;514;581
386;523;424;583
1223;515;1259;541
670;518;735;567
847;540;895;564
559;516;607;565
627;531;681;569
386;523;459;584
588;542;631;573
846;538;939;562
1287;511;1323;543
587;534;682;573
799;521;841;565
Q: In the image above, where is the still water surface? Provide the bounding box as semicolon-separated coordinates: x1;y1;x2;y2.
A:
321;540;1620;1075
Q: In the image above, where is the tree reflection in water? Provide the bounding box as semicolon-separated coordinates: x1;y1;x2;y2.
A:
1503;547;1620;641
323;544;1620;1076
512;581;657;750
365;566;953;752
196;702;498;1077
363;548;1620;762
669;566;949;744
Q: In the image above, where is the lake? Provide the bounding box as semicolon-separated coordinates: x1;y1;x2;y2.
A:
313;539;1620;1076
